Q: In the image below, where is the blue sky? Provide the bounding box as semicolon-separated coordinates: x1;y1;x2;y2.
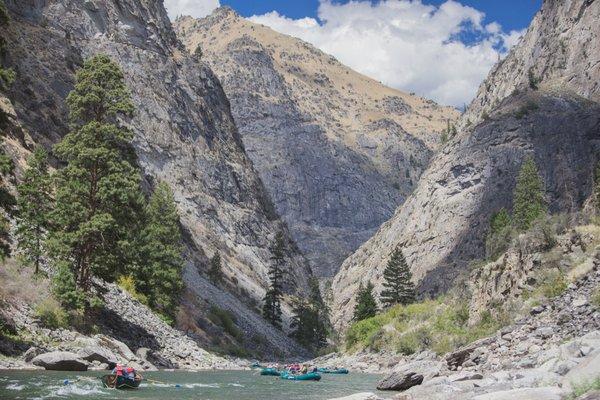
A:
220;0;541;34
164;0;541;106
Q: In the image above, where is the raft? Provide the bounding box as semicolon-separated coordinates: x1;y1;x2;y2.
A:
317;368;349;374
280;372;321;381
260;368;281;376
101;374;142;389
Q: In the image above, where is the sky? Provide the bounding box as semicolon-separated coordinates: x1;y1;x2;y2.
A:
163;0;542;107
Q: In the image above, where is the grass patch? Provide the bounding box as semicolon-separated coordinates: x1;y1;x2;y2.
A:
569;377;600;399
345;298;507;356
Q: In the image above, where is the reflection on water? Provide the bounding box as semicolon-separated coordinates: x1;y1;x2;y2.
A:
0;369;391;400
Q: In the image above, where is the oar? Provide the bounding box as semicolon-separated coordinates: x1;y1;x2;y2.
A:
145;378;181;388
63;377;95;385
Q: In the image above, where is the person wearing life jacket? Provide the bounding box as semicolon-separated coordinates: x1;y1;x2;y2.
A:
112;364;124;376
125;366;136;380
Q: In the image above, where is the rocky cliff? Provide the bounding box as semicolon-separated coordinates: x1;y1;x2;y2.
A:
2;0;310;357
331;0;600;330
174;8;459;278
461;0;600;129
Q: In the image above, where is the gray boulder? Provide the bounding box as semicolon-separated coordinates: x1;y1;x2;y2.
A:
377;371;424;391
78;345;118;365
32;351;88;371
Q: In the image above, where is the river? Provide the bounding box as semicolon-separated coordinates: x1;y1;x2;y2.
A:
0;370;391;400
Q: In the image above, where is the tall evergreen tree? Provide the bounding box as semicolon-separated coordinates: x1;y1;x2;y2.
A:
353;282;378;321
208;251;223;284
290;296;327;350
293;277;330;349
380;246;415;308
262;231;286;329
0;149;12;260
513;156;546;231
138;181;184;319
594;161;600;211
16;148;53;274
48;54;145;299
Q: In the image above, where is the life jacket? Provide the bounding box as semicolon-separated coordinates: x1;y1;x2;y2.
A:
115;365;124;376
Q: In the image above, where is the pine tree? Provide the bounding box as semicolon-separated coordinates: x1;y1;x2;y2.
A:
138;181;184;319
16;148;53;274
0;151;12;260
208;251;223;284
513;156;546;231
485;208;513;260
262;232;286;329
48;54;145;298
353;282;378;321
52;262;85;311
380;246;415;308
290;297;326;350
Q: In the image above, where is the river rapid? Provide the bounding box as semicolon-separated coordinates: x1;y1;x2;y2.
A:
0;370;391;400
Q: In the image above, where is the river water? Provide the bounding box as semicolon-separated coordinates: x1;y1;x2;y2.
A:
0;370;391;400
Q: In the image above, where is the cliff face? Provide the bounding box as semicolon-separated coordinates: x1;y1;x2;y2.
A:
331;0;600;330
2;0;310;357
461;0;600;129
174;8;459;278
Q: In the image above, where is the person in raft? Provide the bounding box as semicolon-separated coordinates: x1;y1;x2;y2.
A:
111;364;136;380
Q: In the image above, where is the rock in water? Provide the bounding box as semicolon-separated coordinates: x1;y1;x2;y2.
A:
32;351;88;371
377;371;424;391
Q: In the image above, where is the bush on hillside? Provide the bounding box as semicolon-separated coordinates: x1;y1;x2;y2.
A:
34;298;69;329
344;297;507;356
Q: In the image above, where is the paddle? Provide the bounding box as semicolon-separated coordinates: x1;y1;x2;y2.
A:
145;378;182;388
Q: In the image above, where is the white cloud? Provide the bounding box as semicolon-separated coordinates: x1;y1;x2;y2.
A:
163;0;220;20
249;0;524;107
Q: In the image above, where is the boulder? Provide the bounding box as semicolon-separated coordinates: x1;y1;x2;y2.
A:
328;393;384;400
449;372;484;382
472;387;566;400
23;347;43;362
32;351;88;371
377;371;424;391
564;350;600;389
78;345;118;365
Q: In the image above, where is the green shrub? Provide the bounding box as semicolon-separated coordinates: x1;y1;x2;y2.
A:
117;275;148;305
35;299;69;329
208;306;242;340
344;297;506;356
537;270;568;299
569;377;600;399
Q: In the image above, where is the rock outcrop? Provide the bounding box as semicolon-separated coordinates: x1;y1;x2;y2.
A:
174;8;458;278
331;0;600;330
2;0;310;356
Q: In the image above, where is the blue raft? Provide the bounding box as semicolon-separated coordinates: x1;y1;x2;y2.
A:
260;368;281;376
280;372;321;381
317;368;349;374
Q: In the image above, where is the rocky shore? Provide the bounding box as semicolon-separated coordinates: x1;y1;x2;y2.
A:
0;282;243;371
325;264;600;399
